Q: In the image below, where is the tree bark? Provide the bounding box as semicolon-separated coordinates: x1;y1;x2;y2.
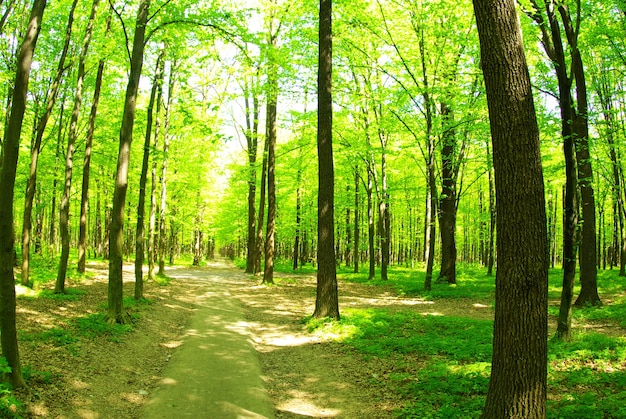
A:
22;0;76;287
57;0;93;292
473;0;548;417
158;58;175;276
437;103;457;284
262;32;278;285
353;168;360;274
135;51;164;300
78;2;106;274
244;74;259;274
0;0;46;388
313;0;339;319
108;0;150;324
561;5;601;307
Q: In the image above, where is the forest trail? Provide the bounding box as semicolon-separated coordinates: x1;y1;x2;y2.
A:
139;260;275;419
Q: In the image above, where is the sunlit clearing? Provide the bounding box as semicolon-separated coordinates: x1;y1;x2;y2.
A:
472;303;489;308
278;399;341;418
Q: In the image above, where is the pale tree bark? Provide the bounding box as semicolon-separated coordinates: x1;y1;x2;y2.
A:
108;0;150;324
313;0;339;319
56;0;97;292
0;0;46;388
22;0;76;288
135;50;164;300
473;0;548;417
158;59;176;276
243;73;260;274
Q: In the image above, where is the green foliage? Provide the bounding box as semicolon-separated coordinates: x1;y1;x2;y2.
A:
37;288;86;301
75;313;133;339
0;358;22;418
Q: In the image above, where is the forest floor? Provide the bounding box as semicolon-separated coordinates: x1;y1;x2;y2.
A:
10;257;497;418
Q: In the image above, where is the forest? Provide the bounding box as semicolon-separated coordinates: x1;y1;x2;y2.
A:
0;0;625;417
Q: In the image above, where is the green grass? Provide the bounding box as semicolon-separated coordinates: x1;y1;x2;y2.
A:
304;264;626;418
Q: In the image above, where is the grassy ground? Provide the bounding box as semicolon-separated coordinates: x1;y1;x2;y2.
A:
293;262;626;418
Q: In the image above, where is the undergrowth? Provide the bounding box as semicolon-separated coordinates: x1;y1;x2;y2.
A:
303;264;626;418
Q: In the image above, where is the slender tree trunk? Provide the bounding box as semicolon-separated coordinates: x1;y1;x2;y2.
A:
254;137;268;275
244;75;259;274
263;30;278;285
22;0;76;287
293;166;302;270
135;51;164;300
0;0;46;388
366;169;375;280
313;0;339;319
424;135;436;291
158;58;175;276
108;0;150;324
49;104;64;251
353;168;360;273
486;139;496;275
473;0;548;416
78;2;106;273
57;0;94;292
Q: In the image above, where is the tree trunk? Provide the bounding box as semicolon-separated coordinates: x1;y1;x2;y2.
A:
108;0;150;324
438;103;457;284
366;169;375;280
313;0;339;319
57;0;93;292
135;51;164;300
244;75;259;274
263;33;278;285
473;0;548;417
78;2;106;274
293;167;302;270
353;168;360;273
49;104;64;250
0;0;46;388
254;136;268;275
562;7;600;307
158;57;176;276
22;0;76;287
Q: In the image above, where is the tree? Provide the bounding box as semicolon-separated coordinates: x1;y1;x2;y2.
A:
0;0;47;388
108;0;150;324
57;0;97;293
135;50;164;299
313;0;339;319
472;0;548;417
22;0;76;288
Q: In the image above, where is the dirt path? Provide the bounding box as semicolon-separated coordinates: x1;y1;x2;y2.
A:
16;258;494;418
140;263;274;418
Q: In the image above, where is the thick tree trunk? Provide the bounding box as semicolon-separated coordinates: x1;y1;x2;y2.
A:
108;0;150;324
0;0;46;388
135;51;164;300
57;0;92;292
313;0;339;319
437;103;457;284
22;0;76;287
473;0;548;417
563;10;600;306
